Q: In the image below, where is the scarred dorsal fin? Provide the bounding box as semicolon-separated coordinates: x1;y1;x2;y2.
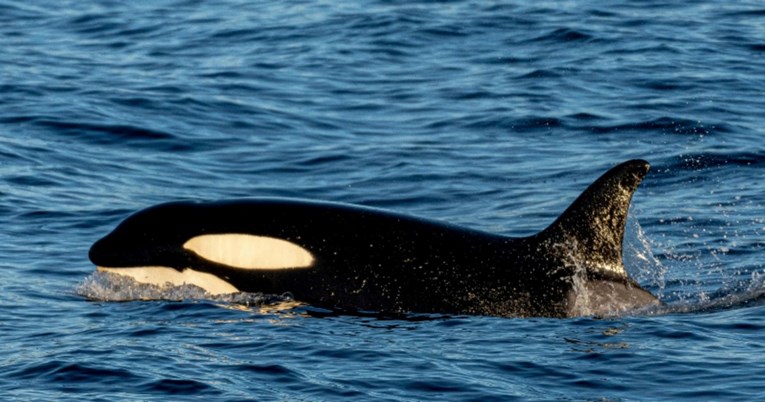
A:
535;159;650;277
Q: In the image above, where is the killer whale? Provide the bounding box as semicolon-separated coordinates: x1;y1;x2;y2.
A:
89;159;659;317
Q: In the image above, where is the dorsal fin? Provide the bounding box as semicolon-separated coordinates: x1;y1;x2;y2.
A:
535;159;650;277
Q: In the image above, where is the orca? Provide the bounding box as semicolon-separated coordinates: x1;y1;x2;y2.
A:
88;159;659;317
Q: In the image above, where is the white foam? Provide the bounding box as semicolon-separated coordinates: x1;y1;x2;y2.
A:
96;266;239;295
75;271;295;308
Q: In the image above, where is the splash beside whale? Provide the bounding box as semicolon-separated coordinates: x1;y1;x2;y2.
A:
88;159;659;317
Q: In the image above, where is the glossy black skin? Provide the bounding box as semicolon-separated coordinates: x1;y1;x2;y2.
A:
90;160;657;317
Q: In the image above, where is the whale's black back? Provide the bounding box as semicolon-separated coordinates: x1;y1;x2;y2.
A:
90;160;657;317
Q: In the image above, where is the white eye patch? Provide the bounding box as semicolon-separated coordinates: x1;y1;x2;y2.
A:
183;234;315;270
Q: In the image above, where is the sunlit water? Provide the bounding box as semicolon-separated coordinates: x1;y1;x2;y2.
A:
2;0;765;400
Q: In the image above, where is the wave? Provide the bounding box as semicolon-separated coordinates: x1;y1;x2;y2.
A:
34;119;198;152
644;286;765;317
585;116;732;135
665;152;765;171
533;27;594;43
6;360;220;396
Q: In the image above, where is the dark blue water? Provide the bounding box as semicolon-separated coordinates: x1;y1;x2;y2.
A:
2;0;765;400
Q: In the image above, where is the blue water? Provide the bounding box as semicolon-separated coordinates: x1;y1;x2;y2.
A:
2;0;765;399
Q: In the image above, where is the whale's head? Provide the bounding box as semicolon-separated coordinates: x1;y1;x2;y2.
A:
89;202;314;295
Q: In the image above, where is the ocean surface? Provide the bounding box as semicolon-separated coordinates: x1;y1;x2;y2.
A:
2;0;765;400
